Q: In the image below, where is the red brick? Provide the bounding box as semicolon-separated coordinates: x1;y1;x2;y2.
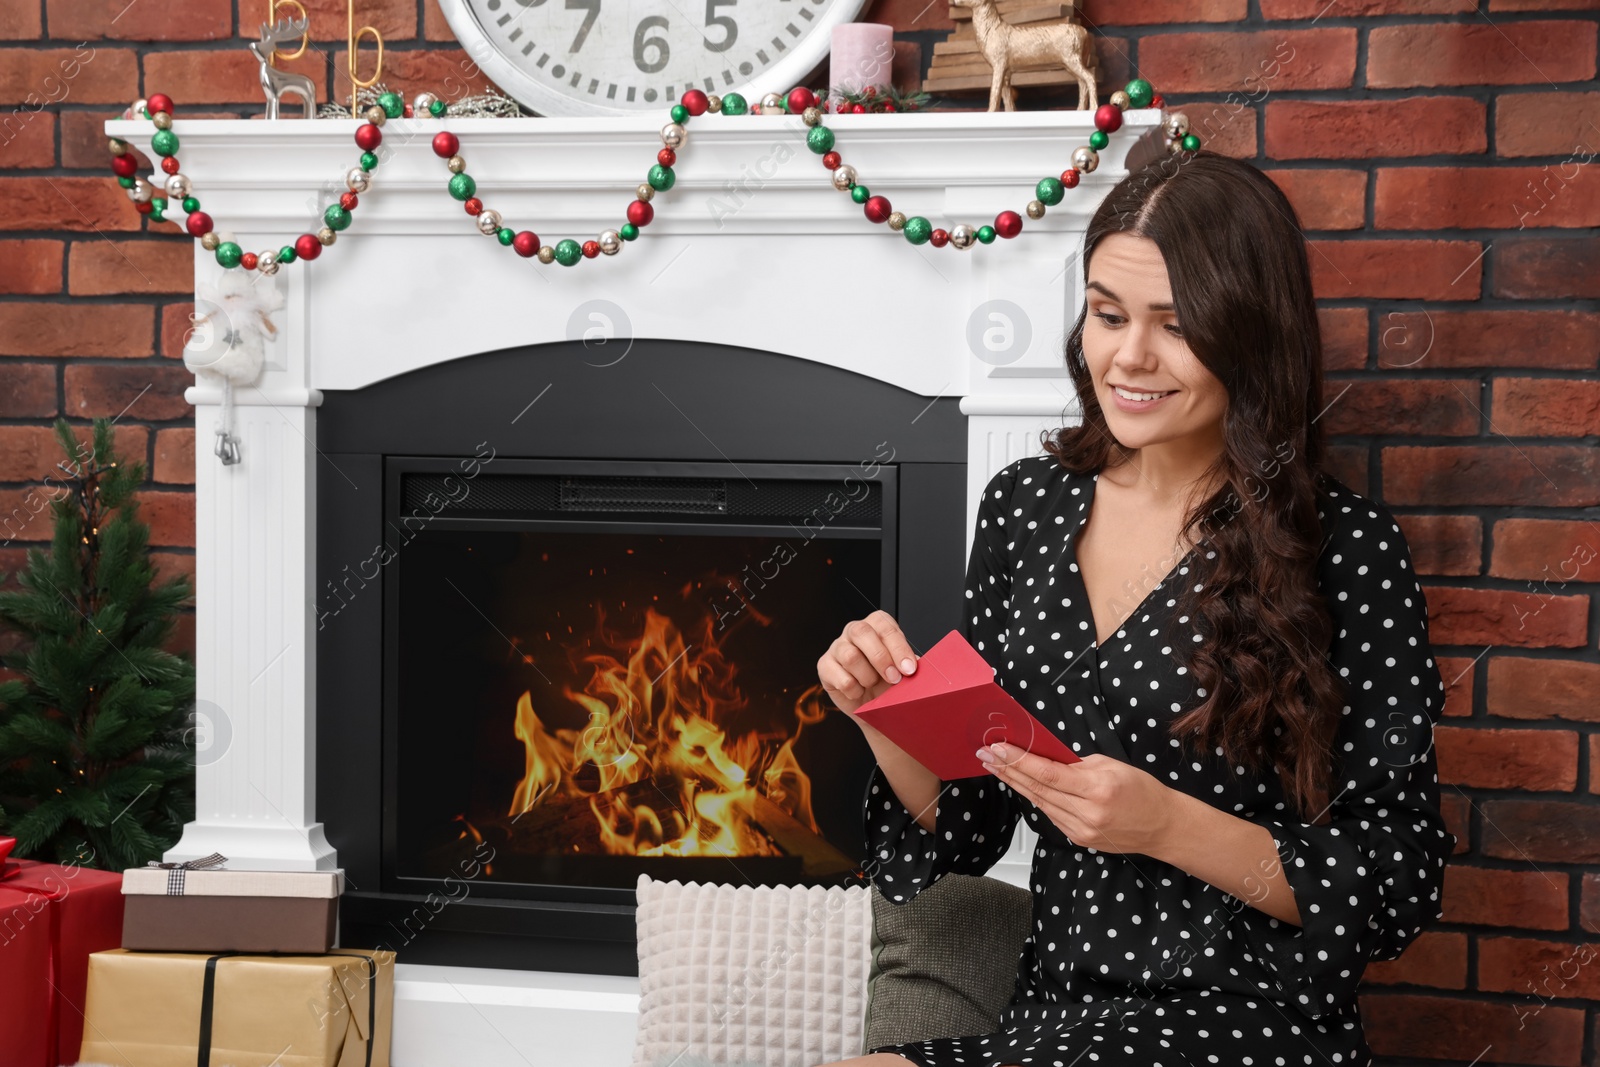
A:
1583;872;1600;931
1491;0;1600;11
160;301;196;360
0;425;146;484
0;239;62;294
1179;101;1257;159
1382;445;1600;507
150;550;195;594
1323;443;1368;492
166;611;195;657
0;47;139;105
0;175;143;233
1264;168;1364;230
1139;29;1356;93
1376;309;1600;370
0;486;68;545
1441;789;1470;853
1322;378;1479;436
46;0;231;40
1081;0;1246;23
1376;165;1600;230
863;0;957;28
1437;725;1578;790
1487;657;1600;722
67;239;194;296
1594;736;1599;793
1265;97;1486;159
1492;378;1600;437
143;49;328;106
1308;240;1483;300
60;109;239;169
1318;306;1366;370
423;0;459;41
1426;585;1589;648
136;490;195;548
64;363;192;420
1398;514;1482;576
1437;654;1476;716
1482;799;1600;864
1495;235;1600;299
1369;22;1597;87
1361;930;1467;987
1359;992;1584;1064
1443;865;1570;929
153;428;194;485
1496;92;1600;157
331;47;498;106
0;0;41;38
0;109;54;168
1489;520;1600;583
1479;936;1600;1000
1263;0;1470;11
293;0;417;41
0;302;152;357
0;363;56;417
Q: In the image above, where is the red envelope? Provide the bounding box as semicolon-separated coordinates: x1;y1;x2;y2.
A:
850;629;1082;780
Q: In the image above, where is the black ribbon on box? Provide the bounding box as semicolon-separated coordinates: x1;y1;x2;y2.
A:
147;852;229;895
194;951;378;1067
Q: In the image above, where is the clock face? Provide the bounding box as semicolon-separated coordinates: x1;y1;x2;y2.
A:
439;0;871;117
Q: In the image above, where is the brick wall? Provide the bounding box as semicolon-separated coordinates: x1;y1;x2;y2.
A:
2;0;1597;1062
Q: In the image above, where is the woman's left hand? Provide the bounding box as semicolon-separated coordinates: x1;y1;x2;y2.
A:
978;743;1179;857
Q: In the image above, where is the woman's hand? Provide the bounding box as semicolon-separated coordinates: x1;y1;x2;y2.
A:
816;610;920;717
978;744;1179;857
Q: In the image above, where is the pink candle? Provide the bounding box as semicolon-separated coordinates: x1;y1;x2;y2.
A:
830;22;895;95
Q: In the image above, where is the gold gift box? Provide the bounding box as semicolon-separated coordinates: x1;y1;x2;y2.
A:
79;948;395;1067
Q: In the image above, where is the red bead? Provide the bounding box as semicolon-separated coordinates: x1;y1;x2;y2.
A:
295;233;322;261
581;240;600;258
627;199;654;227
822;151;841;170
431;131;459;158
883;103;897;113
185;210;213;237
403;104;414;118
681;89;709;116
1150;94;1165;109
340;191;359;212
464;197;483;216
657;147;676;167
850;103;866;114
354;123;383;151
786;86;817;114
930;228;949;248
111;154;138;178
135;200;154;215
1094;103;1123;134
161;156;181;175
512;231;539;257
240;252;258;271
147;93;174;115
1060;168;1080;189
863;195;892;224
995;210;1023;239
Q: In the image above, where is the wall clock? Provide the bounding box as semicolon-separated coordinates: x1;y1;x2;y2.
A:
438;0;871;117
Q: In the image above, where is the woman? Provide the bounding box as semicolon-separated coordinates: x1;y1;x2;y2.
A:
814;150;1454;1067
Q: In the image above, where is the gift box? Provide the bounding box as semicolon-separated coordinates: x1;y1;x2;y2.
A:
80;947;395;1067
0;837;126;1067
121;862;342;953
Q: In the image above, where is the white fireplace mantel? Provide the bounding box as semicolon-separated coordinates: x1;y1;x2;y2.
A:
105;106;1162;1065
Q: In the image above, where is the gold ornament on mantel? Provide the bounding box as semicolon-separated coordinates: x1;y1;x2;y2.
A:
347;0;384;131
924;0;1101;112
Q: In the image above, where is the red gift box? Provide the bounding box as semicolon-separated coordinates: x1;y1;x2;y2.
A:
0;837;126;1067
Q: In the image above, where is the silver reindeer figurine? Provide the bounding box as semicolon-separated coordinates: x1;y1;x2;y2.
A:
249;18;317;120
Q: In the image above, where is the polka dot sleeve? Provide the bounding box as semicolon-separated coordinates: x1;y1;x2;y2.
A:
861;460;1025;905
1230;494;1456;1020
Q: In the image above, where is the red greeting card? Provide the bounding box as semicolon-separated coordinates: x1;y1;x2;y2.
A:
850;629;1082;780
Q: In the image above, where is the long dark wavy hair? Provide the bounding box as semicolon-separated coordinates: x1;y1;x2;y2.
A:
1041;149;1342;822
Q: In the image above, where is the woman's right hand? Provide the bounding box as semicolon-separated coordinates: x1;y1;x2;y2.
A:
816;610;921;717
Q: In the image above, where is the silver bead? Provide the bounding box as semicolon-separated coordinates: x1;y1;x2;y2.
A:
164;173;191;199
761;93;784;112
129;98;148;120
949;224;977;250
1110;90;1131;111
258;250;279;275
200;231;221;251
364;105;387;126
317;226;337;245
447;154;467;174
151;110;173;130
413;92;438;116
1165;112;1190;140
887;211;906;231
1072;146;1099;174
476;209;502;236
661;122;686;149
537;245;555;264
802;106;822;127
707;94;722;113
1026;199;1046;220
598;230;621;255
831;165;857;191
128;178;152;203
636;183;655;202
1169;138;1188;154
346;166;370;194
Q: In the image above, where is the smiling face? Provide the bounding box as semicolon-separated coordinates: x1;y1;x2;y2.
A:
1082;232;1230;457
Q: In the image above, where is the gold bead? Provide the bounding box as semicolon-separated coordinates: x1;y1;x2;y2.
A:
887;211;906;231
661;122;686;149
364;105;387;126
109;139;127;156
599;230;621;255
1110;90;1131;111
761;93;783;112
537;245;555;264
636;183;654;202
151;110;172;130
447;155;467;174
200;231;221;251
1026;199;1046;219
707;94;722;113
318;226;337;245
802;106;822;127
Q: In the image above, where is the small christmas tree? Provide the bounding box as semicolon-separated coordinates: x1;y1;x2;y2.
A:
0;418;195;869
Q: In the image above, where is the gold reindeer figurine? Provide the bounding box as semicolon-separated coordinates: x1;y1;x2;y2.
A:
249;16;317;119
953;0;1098;112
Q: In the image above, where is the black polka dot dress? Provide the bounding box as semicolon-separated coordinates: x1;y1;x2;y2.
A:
862;456;1455;1067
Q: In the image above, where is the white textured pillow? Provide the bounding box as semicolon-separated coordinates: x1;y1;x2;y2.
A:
632;874;873;1067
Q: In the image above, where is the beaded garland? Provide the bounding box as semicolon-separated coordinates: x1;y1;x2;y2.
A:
110;80;1189;274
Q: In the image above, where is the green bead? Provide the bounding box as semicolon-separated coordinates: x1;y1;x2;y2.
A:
977;225;996;244
181;196;200;213
647;163;675;191
902;216;932;245
377;91;404;119
116;176;134;189
448;172;477;201
805;125;835;155
619;222;639;241
323;203;352;231
278;245;296;264
429;98;448;117
1088;130;1109;150
671;103;689;124
1181;133;1201;151
553;239;582;266
149;197;166;222
215;241;242;268
1035;176;1065;206
497;227;514;246
360;151;379;172
1124;78;1154;109
850;185;870;205
151;128;179;157
721;92;748;116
